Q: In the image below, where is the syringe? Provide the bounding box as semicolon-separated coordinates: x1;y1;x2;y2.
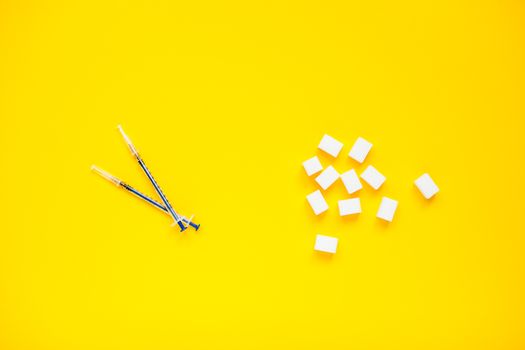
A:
91;165;200;230
117;125;187;231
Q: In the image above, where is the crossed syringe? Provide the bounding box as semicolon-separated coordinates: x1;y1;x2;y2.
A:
92;125;199;232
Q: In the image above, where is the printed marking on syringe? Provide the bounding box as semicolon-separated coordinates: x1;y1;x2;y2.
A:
137;158;182;220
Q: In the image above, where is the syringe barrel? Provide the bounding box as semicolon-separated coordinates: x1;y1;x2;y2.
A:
136;157;187;232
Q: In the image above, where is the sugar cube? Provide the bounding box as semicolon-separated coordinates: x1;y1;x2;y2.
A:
360;165;386;190
414;173;439;199
306;190;329;215
349;137;373;163
302;156;323;176
338;198;361;216
314;234;338;254
376;197;398;222
340;169;362;194
315;165;340;190
318;134;344;157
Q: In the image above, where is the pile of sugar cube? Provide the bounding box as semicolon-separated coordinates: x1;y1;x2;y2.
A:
304;134;439;255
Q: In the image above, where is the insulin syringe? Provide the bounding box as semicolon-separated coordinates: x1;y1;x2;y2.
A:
117;125;187;231
91;165;199;231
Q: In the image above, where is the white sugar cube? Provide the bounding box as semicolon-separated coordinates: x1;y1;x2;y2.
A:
315;165;340;190
318;134;344;157
338;198;361;216
376;197;398;222
302;156;323;176
414;173;439;199
349;137;373;163
306;190;329;215
314;234;338;254
340;169;362;194
360;165;386;190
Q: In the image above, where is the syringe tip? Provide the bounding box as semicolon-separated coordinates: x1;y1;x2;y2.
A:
117;125;139;156
91;165;121;186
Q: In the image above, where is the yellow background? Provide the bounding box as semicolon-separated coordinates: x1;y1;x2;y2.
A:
1;0;525;348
